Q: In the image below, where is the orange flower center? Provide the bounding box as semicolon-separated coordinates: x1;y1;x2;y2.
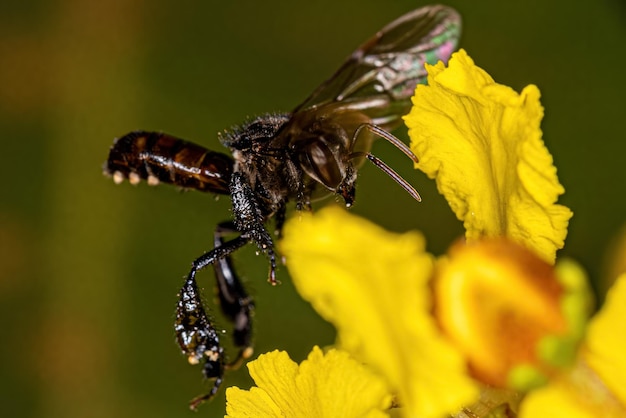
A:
433;238;567;387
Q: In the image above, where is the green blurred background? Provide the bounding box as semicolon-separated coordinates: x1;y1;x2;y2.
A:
1;0;624;417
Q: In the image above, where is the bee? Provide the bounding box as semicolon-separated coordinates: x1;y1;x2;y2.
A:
104;5;461;410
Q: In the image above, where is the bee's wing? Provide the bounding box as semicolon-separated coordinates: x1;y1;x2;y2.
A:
293;5;461;130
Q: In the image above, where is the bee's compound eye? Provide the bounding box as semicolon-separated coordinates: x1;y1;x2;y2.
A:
299;138;346;191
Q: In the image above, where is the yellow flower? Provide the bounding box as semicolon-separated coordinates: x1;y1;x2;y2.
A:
434;239;592;392
404;49;572;263
280;207;479;418
227;50;615;418
224;346;391;418
519;274;626;417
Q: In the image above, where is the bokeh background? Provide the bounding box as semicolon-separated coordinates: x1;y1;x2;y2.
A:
1;0;625;417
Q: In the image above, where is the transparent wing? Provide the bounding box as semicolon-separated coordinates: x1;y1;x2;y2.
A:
293;5;461;130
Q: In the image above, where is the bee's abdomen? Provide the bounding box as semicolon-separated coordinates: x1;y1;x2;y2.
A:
105;131;233;194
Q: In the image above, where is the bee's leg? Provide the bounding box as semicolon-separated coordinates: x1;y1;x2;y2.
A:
274;203;286;239
213;221;255;368
230;172;278;285
273;204;292;268
175;235;249;409
285;159;312;213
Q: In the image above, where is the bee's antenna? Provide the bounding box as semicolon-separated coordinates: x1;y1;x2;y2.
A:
353;123;419;164
350;151;421;202
351;123;421;202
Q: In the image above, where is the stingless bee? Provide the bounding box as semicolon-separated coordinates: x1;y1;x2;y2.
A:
104;4;461;410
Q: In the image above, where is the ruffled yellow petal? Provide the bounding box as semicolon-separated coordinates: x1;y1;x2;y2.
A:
404;49;572;263
583;273;626;405
280;207;479;418
225;346;391;418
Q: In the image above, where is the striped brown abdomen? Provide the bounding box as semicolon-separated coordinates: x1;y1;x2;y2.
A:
104;131;233;194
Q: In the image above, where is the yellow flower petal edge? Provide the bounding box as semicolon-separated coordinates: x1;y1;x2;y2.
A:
225;346;391;418
583;273;626;406
404;49;572;263
280;206;479;418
